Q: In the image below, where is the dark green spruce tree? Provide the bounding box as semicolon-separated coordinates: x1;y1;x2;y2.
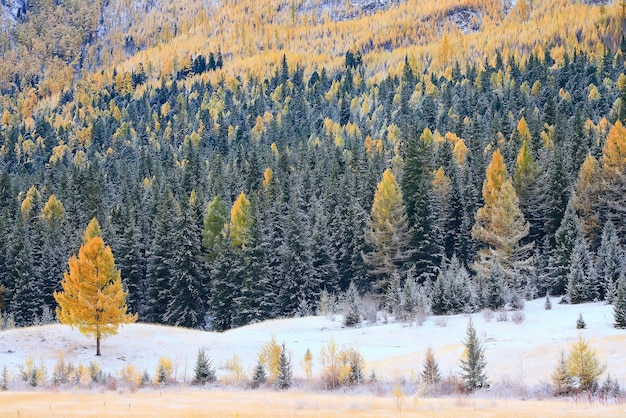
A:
460;318;488;392
145;189;178;323
164;191;206;328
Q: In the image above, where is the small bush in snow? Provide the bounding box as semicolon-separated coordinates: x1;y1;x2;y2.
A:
18;356;46;387
496;310;508;322
481;309;494;322
0;365;7;391
509;292;525;310
361;296;379;323
119;364;141;388
434;316;448;327
576;313;586;329
511;311;525;324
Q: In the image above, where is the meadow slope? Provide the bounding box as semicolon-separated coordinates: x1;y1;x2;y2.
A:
0;298;624;387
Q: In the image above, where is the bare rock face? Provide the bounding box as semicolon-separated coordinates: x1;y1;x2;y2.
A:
297;0;407;22
1;0;28;22
0;0;28;31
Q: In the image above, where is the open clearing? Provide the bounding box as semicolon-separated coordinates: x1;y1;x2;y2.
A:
1;298;626;416
0;298;624;385
0;389;624;417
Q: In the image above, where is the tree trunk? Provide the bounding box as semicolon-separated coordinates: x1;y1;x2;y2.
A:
96;333;101;356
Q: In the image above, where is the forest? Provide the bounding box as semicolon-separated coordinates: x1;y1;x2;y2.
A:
0;43;625;332
0;0;625;333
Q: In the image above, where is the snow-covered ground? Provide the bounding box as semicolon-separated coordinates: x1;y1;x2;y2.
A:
0;297;624;387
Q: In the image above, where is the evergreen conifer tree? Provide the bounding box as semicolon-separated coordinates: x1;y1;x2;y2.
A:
596;220;624;302
549;198;584;295
565;237;598;304
192;348;216;385
9;217;38;326
552;351;570;395
145;191;179;323
164;191;205;328
613;273;626;328
40;195;68;314
275;344;292;390
421;347;441;386
460;318;487;392
343;281;362;327
482;260;509;310
251;361;267;389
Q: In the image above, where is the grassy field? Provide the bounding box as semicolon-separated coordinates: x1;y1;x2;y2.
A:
0;389;624;417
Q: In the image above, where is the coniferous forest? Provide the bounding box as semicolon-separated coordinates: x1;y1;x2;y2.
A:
0;0;625;333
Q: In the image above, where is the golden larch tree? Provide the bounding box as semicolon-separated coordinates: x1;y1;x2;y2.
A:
229;191;252;248
473;149;533;289
601;121;626;242
573;154;603;248
54;218;137;356
363;169;412;292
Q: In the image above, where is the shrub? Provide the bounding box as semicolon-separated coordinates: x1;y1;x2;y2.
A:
576;313;586;329
18;356;46;387
259;336;282;385
511;311;525;324
0;365;7;391
222;354;246;386
481;309;494;322
496;310;508;322
119;364;141;388
434;316;448;327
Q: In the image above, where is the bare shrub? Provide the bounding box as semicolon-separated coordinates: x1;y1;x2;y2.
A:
482;309;494;322
435;375;465;396
496;310;508;322
511;311;525;324
361;296;379;323
434;316;448;327
490;375;529;399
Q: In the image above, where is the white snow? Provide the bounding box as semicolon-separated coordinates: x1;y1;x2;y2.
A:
0;297;624;386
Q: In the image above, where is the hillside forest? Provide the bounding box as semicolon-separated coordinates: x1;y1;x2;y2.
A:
0;0;625;331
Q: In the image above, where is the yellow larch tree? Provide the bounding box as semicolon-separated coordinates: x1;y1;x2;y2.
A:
54;218;137;356
573;154;603;248
601;121;626;241
229;191;252;248
473;149;532;288
363;169;413;292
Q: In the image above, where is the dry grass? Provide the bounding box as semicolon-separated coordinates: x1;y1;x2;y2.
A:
0;389;623;417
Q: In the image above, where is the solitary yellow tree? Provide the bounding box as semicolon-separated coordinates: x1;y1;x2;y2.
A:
54;218;137;356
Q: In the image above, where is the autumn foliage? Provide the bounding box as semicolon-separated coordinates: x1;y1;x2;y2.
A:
54;218;137;356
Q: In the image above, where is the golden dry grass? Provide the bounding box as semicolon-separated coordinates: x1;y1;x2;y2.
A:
0;389;623;417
